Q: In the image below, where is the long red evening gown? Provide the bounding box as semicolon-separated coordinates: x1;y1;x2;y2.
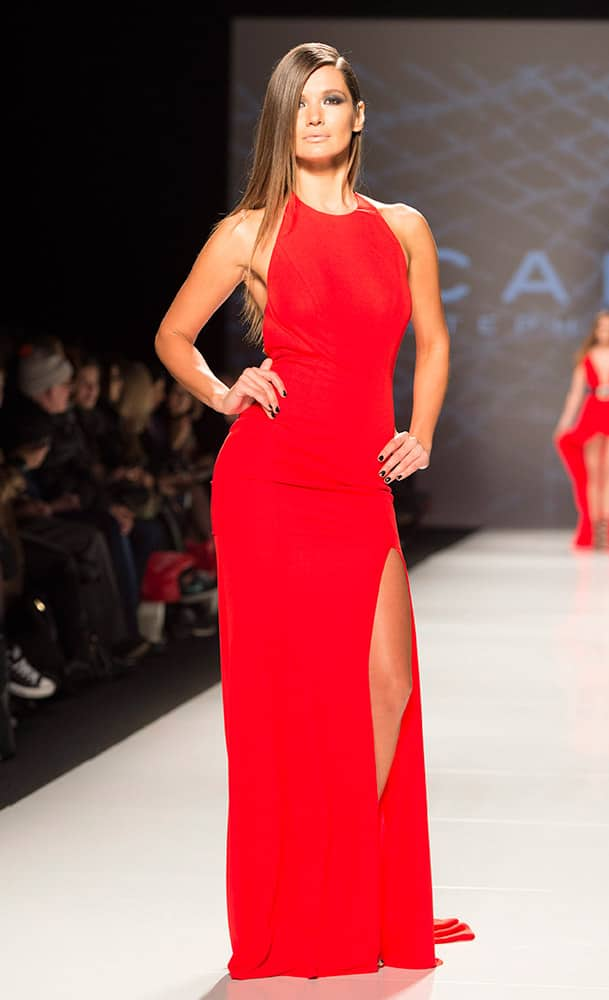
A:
555;353;609;547
210;189;474;979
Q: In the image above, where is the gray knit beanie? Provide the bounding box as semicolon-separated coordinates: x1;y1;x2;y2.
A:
18;349;74;398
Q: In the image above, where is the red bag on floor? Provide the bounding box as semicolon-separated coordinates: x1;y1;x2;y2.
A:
141;551;197;603
184;538;217;575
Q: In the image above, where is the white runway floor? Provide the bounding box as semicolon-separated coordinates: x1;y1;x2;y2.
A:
2;529;609;999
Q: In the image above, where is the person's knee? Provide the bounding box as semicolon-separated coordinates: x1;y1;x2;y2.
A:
375;671;412;716
370;652;413;716
369;548;413;716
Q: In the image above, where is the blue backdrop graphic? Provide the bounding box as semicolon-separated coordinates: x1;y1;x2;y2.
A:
226;19;609;527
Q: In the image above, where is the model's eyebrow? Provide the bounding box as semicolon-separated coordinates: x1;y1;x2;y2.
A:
300;87;348;97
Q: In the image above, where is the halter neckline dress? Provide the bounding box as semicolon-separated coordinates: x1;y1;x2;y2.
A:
210;187;474;978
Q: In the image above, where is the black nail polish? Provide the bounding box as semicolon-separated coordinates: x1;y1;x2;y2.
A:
274;406;280;413
282;390;287;397
378;470;385;477
396;474;403;480
385;477;392;483
378;454;384;461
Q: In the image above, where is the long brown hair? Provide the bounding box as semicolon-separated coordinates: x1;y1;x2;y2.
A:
574;309;609;365
219;42;364;350
117;362;155;435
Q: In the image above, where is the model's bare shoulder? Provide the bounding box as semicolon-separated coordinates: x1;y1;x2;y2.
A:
382;202;434;244
360;196;434;264
206;207;264;271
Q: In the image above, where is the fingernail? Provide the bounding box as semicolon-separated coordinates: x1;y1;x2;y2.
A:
282;390;287;397
396;474;403;480
378;454;384;461
385;477;392;483
274;406;280;413
378;470;385;477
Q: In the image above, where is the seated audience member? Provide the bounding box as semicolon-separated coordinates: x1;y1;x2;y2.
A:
112;361;217;628
143;378;216;541
192;368;236;456
148;357;168;414
76;355;175;584
72;354;107;471
113;361;186;528
0;459;57;700
80;351;135;469
0;409;109;693
99;354;125;425
3;344;149;659
73;354;147;483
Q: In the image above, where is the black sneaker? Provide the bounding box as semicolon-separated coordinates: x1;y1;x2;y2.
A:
112;637;151;665
166;603;217;640
189;606;218;637
7;645;57;700
84;632;131;680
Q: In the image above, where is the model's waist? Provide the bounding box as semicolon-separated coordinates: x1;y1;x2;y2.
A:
586;385;609;400
219;402;394;487
257;356;391;407
232;394;393;437
261;352;391;380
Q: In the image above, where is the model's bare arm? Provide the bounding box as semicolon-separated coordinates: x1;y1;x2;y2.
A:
401;209;449;453
377;205;449;481
154;213;286;417
554;363;587;436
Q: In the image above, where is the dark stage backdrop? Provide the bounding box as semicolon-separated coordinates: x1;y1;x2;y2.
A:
3;12;229;375
227;18;609;528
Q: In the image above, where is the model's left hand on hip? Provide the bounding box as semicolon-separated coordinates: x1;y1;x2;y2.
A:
377;431;430;483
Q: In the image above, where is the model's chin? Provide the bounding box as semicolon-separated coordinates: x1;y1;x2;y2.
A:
294;143;350;164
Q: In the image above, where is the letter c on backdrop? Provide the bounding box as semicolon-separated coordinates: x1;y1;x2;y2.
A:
439;248;471;304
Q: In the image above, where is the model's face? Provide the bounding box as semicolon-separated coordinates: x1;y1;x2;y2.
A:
74;364;100;410
294;65;364;165
594;316;609;345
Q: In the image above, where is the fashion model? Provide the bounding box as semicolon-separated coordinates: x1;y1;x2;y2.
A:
155;41;474;980
554;309;609;549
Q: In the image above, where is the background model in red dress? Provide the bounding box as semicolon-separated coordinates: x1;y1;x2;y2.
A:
555;346;609;549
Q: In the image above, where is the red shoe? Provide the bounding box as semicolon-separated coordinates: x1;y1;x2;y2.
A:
573;515;593;548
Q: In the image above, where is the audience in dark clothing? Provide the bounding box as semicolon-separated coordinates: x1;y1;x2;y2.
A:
0;387;121;693
0;337;229;733
4;347;151;647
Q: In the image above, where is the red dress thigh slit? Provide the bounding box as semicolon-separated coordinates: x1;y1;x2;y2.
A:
210;189;474;978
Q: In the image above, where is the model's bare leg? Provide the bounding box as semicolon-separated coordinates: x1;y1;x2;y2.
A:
597;435;609;545
369;547;413;801
584;435;604;542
